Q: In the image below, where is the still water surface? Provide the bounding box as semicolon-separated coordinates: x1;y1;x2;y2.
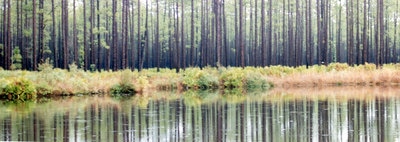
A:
1;87;400;141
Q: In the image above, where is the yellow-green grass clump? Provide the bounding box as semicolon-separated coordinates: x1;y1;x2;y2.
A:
1;78;36;102
182;68;219;90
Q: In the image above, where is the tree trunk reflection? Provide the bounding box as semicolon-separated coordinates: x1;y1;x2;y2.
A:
1;95;400;141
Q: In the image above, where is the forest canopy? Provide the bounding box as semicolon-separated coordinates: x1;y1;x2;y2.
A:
0;0;395;71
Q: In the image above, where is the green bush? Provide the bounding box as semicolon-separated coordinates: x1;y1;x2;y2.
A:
0;78;8;95
35;82;53;96
245;72;270;90
182;68;201;88
111;69;136;95
182;68;219;90
38;59;54;72
220;68;245;89
110;83;136;95
197;72;219;89
2;78;37;101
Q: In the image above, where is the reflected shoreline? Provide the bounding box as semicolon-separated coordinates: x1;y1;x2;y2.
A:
1;87;400;141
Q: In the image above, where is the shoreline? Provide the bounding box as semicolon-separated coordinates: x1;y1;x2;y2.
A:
2;63;400;101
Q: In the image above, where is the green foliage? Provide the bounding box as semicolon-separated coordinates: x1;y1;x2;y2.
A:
197;72;219;89
111;69;136;95
219;68;272;91
90;64;97;72
220;68;245;89
182;68;200;88
35;82;52;96
2;78;37;102
110;83;136;95
100;39;110;49
182;68;219;90
0;78;9;95
38;59;54;72
11;48;22;70
245;72;271;90
69;63;79;72
264;66;296;76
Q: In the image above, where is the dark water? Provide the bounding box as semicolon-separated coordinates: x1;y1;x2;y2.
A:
1;88;400;141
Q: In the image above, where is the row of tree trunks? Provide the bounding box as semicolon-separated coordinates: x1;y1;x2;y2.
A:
0;0;392;71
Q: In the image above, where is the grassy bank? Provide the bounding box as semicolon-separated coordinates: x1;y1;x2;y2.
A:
0;63;271;101
268;63;400;87
1;62;400;101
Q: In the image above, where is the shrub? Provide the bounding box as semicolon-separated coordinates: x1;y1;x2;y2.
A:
220;68;245;89
0;78;9;95
69;63;79;72
182;68;200;89
38;59;53;72
35;82;53;96
245;72;271;90
182;68;219;90
197;72;219;89
110;69;136;95
110;83;136;95
2;78;37;101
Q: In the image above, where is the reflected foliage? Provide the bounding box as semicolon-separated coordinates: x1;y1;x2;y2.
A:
0;88;400;141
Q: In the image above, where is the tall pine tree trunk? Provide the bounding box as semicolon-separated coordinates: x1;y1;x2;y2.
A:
38;0;44;64
33;0;37;70
62;0;69;69
112;0;118;71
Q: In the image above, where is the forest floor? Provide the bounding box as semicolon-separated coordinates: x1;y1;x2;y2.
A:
1;63;400;101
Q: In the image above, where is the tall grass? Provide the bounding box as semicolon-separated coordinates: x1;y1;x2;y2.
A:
2;62;399;99
268;63;400;87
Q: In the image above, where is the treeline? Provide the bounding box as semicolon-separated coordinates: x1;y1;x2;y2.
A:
0;0;396;71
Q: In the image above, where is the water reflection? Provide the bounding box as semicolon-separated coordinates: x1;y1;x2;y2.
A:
1;88;400;141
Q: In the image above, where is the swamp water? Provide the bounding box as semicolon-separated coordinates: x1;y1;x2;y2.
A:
1;87;400;141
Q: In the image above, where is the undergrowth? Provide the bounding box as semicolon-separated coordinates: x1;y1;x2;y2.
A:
2;62;396;100
1;78;37;102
